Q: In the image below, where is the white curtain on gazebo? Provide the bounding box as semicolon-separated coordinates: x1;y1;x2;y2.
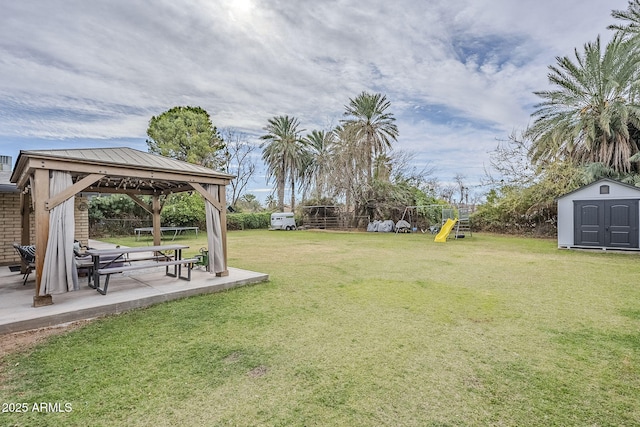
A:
40;171;79;295
204;184;225;274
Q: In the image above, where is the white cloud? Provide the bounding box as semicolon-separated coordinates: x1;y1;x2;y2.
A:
0;0;630;190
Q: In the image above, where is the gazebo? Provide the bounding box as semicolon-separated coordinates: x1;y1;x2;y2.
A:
10;147;234;307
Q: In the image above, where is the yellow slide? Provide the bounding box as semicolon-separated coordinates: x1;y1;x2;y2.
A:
434;218;457;243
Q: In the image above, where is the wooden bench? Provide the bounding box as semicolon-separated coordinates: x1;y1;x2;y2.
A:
95;257;200;295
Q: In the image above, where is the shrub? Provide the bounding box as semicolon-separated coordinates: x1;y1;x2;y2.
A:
471;187;557;236
89;195;152;236
90;193;271;234
161;193;206;228
227;212;271;230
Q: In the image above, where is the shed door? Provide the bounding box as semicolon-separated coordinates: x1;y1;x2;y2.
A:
574;200;639;248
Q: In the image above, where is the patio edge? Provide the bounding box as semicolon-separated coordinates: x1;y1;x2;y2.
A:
0;272;269;335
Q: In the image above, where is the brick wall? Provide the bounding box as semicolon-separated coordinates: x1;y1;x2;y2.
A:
0;193;89;266
74;196;89;247
0;193;32;266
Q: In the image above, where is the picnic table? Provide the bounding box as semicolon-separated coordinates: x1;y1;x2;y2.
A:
86;244;198;295
133;226;198;241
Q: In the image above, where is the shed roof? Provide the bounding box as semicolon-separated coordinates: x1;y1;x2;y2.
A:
10;147;234;195
556;178;640;200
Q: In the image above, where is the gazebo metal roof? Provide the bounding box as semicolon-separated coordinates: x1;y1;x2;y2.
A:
10;147;234;195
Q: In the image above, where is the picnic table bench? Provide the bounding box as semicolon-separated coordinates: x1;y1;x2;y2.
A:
86;245;199;295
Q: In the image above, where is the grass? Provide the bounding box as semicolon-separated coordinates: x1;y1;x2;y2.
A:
1;230;639;426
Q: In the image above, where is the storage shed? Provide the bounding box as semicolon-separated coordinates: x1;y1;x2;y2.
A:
557;178;640;250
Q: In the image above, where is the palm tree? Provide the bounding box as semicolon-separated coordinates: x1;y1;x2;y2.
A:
302;129;336;200
342;92;399;183
265;194;277;211
525;35;640;173
609;1;640;38
332;123;362;213
260;115;306;212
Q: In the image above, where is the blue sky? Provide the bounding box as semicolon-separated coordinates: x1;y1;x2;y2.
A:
0;0;628;201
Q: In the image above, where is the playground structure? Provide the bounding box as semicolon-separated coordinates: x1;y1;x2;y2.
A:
434;218;457;242
397;204;447;234
300;203;472;239
397;204;472;241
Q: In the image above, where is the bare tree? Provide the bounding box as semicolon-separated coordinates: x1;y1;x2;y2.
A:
454;173;466;205
221;129;257;209
438;184;456;205
423;177;440;198
389;150;436;188
483;131;536;188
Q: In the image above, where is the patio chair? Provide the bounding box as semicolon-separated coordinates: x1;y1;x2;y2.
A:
12;243;36;286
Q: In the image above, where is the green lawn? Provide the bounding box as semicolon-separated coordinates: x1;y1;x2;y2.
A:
1;230;639;426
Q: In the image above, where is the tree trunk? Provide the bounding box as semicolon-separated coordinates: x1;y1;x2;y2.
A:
277;174;285;212
366;133;373;185
277;157;286;212
290;175;296;213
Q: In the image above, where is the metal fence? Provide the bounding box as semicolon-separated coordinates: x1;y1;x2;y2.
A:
90;218;153;237
301;206;369;230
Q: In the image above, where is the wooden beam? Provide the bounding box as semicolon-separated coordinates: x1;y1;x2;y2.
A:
161;184;197;195
45;173;105;211
19;192;31;275
152;195;162;247
33;169;53;306
160;194;168;211
87;186;195;196
12;167;32;191
20;192;30;245
128;194;153;215
190;182;223;213
84;187;157;196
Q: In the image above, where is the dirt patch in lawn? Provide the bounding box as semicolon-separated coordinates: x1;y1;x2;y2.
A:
0;320;92;359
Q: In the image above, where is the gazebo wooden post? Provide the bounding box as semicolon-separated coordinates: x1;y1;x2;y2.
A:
217;184;229;277
152;195;161;247
32;169;53;307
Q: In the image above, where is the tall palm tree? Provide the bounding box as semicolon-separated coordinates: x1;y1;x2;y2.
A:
302;129;336;200
260;115;306;212
332;123;362;213
342;92;399;183
525;35;640;173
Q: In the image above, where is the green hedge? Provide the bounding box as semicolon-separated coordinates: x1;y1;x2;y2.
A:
227;212;271;230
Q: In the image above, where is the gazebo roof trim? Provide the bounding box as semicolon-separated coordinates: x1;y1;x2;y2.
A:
10;147;234;183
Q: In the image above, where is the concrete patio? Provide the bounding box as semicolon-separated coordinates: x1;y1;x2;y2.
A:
0;240;269;335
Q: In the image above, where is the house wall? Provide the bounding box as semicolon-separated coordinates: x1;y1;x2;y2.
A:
0;193;89;266
0;192;34;266
558;180;640;248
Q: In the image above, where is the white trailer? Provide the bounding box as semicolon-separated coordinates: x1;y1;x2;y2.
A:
270;212;297;230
